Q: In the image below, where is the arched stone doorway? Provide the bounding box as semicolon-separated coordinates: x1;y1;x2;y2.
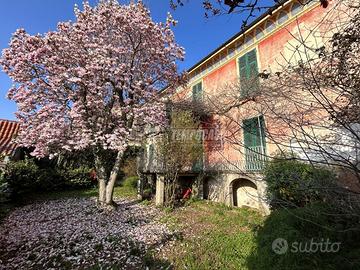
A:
203;177;210;200
203;176;218;201
231;178;258;208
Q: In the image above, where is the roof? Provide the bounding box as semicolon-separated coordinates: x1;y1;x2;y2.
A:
187;0;290;73
160;0;293;94
0;119;20;157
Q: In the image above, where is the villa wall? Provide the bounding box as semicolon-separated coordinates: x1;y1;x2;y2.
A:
149;0;351;211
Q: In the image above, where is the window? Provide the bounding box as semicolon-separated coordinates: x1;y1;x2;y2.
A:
265;20;276;33
238;49;259;97
244;35;254;47
277;11;289;24
192;82;202;102
243;116;266;149
243;115;266;171
255;28;264;40
291;2;303;16
228;47;235;58
235;40;244;53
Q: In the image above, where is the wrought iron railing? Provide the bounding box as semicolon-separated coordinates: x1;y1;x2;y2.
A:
203;146;266;173
139;132;267;174
245;145;267;171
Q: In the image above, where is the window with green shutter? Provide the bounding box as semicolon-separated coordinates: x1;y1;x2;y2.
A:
238;49;259;97
192;82;202;102
243;115;265;148
243;115;266;171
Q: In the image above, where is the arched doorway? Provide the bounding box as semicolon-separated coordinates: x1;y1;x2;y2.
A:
231;179;258;208
203;176;217;200
203;177;210;200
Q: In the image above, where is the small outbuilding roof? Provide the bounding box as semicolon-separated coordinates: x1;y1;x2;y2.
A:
0;119;20;157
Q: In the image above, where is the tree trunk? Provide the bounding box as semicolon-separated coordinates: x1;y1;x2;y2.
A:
99;178;106;203
95;150;124;208
95;155;107;205
105;150;124;205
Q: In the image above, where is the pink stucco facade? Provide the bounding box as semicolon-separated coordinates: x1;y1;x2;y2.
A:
172;0;345;170
149;0;350;210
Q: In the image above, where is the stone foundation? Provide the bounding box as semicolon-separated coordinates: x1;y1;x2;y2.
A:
144;171;270;214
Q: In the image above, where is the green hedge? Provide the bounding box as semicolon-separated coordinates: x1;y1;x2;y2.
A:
2;159;96;197
62;166;96;189
264;158;336;209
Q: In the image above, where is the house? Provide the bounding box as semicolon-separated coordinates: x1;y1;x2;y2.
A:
0;119;21;168
139;0;350;213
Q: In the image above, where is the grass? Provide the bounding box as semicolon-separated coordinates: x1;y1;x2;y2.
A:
113;176;138;199
247;204;360;270
160;201;360;270
33;176;138;201
2;176;359;270
159;200;264;270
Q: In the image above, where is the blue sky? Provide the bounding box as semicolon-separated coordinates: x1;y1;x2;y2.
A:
0;0;248;120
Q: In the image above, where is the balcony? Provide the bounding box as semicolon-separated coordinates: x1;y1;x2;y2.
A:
245;146;267;171
139;129;204;174
204;146;267;173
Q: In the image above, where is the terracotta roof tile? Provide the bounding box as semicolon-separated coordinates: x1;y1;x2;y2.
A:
0;119;20;156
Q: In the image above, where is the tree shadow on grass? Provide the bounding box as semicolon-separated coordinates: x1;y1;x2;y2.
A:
246;204;360;270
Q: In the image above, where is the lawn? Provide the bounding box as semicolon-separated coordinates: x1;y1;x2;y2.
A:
157;200;264;270
158;201;360;270
1;183;360;270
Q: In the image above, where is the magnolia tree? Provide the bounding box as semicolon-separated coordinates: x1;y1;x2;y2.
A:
0;1;185;207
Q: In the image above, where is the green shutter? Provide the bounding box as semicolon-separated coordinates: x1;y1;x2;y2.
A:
192;82;202;102
243;116;265;149
243;115;266;171
239;49;259;97
243;118;253;147
258;115;266;148
248;49;259;93
239;55;248;97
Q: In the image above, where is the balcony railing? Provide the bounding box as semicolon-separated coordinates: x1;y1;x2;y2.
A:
139;134;266;174
204;146;267;173
245;145;267;171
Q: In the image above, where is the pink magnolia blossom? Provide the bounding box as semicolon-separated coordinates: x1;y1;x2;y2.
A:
1;1;185;158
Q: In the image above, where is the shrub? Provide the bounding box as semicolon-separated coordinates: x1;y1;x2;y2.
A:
264;157;336;209
63;166;96;189
0;169;11;203
3;159;96;197
247;204;360;270
121;158;138;178
3;159;40;195
122;176;138;189
36;168;64;190
142;188;153;200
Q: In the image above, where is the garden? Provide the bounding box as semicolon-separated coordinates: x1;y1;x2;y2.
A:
0;0;360;269
1;155;360;269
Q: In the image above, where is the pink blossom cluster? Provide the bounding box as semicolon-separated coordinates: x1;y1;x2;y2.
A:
0;198;173;269
0;1;185;157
